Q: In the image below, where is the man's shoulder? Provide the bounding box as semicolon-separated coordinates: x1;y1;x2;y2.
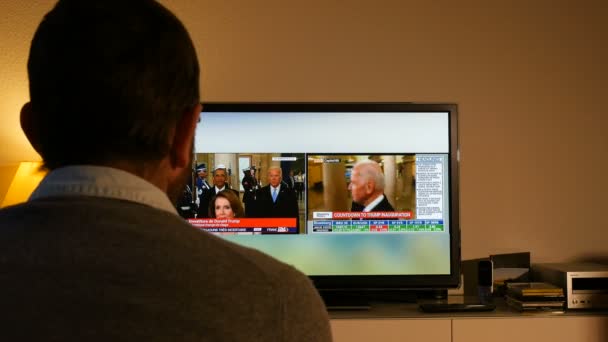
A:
0;198;331;341
1;196;173;215
372;196;395;211
256;185;271;194
0;196;314;301
282;185;297;194
0;197;190;236
0;196;302;282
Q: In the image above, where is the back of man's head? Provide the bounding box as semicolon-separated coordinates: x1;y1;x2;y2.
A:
25;0;200;169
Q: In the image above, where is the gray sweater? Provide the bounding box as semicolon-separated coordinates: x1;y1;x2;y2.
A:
0;197;332;341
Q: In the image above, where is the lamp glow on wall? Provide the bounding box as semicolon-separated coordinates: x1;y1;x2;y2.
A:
1;161;47;208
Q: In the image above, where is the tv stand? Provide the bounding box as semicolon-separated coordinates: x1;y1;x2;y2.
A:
320;289;448;310
322;295;371;311
330;298;608;342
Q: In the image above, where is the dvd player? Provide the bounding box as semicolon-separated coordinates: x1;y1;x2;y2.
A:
533;262;608;310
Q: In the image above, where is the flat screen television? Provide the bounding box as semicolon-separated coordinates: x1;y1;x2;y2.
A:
181;102;460;304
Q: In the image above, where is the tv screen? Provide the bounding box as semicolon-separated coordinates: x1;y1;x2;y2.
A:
180;103;460;294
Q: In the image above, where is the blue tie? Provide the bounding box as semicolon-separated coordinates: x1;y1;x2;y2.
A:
272;188;278;203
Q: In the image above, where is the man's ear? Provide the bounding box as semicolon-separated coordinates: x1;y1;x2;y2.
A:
365;180;375;195
170;103;202;169
20;102;43;155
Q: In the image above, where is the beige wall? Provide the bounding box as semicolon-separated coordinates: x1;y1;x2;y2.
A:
1;0;606;262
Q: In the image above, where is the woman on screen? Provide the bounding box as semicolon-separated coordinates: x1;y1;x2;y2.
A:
208;190;245;219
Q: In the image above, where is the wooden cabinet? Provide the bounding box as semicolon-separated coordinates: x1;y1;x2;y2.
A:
330;303;608;342
452;316;608;342
331;319;451;342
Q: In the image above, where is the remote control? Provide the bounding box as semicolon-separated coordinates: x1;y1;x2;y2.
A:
419;303;496;313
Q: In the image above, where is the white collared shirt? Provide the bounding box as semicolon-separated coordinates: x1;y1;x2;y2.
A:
363;194;385;212
215;186;226;193
29;165;178;215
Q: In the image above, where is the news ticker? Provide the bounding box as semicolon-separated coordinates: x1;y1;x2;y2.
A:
313;211;413;219
199;227;297;234
188;218;298;234
312;219;445;233
186;216;444;234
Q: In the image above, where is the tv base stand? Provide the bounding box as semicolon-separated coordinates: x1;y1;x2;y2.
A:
320;289;448;310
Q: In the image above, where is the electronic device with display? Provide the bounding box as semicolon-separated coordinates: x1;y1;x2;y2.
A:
184;102;461;306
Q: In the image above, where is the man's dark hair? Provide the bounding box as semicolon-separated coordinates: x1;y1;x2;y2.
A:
26;0;200;169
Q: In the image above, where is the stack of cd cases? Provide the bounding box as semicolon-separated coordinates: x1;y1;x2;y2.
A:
505;282;565;311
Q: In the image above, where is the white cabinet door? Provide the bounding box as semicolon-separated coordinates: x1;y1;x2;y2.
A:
331;319;451;342
453;316;608;342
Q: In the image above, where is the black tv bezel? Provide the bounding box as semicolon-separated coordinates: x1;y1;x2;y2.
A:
201;102;461;291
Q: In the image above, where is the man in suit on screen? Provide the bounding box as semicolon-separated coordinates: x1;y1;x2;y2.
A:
349;159;395;212
241;166;259;217
255;166;299;226
198;164;238;218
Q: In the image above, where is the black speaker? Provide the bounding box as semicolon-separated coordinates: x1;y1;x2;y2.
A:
477;260;493;303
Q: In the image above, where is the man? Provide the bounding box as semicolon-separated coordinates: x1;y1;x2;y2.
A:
193;163;212;216
211;164;237;195
241;166;259;217
195;163;211;193
176;181;197;219
198;164;239;218
348;159;395;212
294;170;305;200
0;1;332;340
287;169;296;189
196;163;215;218
255;166;299;226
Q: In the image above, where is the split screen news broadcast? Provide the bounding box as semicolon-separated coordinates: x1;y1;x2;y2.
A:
176;103;460;290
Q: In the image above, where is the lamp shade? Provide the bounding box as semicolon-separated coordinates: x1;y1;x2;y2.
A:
1;161;46;208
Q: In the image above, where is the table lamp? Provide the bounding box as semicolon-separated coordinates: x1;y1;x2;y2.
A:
1;161;46;208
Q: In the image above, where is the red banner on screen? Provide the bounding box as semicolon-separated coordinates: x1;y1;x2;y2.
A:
331;211;412;219
188;218;297;228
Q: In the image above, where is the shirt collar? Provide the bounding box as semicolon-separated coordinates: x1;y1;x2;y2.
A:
363;194;385;212
29;165;178;215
